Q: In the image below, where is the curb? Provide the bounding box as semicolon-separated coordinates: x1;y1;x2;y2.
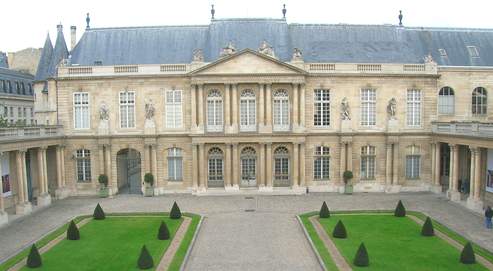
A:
180;215;205;271
296;215;327;271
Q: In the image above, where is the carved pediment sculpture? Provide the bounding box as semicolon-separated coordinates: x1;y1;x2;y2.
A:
99;102;109;121
258;40;275;58
145;99;155;120
387;98;397;119
341;97;351;120
192;49;204;62
291;48;303;62
220;41;236;57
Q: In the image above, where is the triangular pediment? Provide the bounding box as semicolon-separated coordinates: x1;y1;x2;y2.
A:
189;49;306;75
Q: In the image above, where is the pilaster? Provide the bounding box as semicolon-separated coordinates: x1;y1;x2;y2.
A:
197;84;204;132
292;143;299;187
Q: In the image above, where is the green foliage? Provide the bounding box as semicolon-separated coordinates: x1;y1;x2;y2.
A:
93;203;106;220
137;245;154;269
157;221;170;240
354;242;370;267
421;217;434;237
394;200;406;217
144;173;154;186
170;201;182;219
319;201;330;218
98;174;108;187
460;242;476;264
343;170;353;184
26;244;42;268
332;220;348;239
67;220;80;240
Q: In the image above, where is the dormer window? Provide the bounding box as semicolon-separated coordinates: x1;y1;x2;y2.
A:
467;46;480;58
438;48;447;57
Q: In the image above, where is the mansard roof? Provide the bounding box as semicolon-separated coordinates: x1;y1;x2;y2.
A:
35;34;54;81
67;18;493;67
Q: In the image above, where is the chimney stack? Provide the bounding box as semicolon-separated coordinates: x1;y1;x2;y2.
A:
70;26;77;50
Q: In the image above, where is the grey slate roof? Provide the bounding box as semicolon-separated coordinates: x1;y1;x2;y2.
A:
48;27;69;77
66;18;493;66
0;67;35;96
35;34;53;81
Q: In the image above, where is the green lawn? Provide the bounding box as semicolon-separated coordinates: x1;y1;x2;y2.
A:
317;213;488;271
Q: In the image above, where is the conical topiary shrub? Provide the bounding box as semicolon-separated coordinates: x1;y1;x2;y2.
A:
319;201;330;218
67;220;80;240
170;201;181;219
460;242;476;264
354;242;369;267
137;245;154;269
93;203;105;220
332;220;348;239
26;244;42;268
157;221;170;240
421;217;434;237
394;200;406;217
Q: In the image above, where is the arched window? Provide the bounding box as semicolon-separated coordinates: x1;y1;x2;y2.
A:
360;145;375;180
240;147;256;186
208;147;224;187
167;148;182;181
240;90;256;131
438;87;455;114
472;87;487;115
314;146;330;180
76;149;91;182
207;90;223;131
405;145;420;179
273;90;289;131
274;146;290;186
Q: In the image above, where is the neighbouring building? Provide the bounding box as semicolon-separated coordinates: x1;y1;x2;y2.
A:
0;68;35;125
7;48;42;76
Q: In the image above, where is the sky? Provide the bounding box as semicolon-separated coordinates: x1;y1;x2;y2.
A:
1;0;493;52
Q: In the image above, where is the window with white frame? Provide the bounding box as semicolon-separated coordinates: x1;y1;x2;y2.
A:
273;89;289;131
314;89;330;127
274;146;290;185
360;145;376;180
240;90;256;131
407;89;421;126
76;149;91;182
73;92;90;129
472;87;487;115
119;91;135;128
314;146;330;180
405;145;421;179
166;89;182;128
207;90;223;131
360;88;376;126
167;148;182;181
208;147;224;186
438;87;455;114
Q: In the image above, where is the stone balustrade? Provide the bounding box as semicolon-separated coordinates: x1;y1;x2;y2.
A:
432;121;493;138
0;125;63;141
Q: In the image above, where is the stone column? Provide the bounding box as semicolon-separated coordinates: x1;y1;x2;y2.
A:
474;148;482;201
385;144;393;186
347;142;353;172
144;144;151;174
37;148;46;195
197;84;204;131
192;144;198;189
198;144;206;191
56;146;63;189
231;84;238;132
467;146;482;210
265;143;273;188
98;145;104;177
265;84;272;132
292;84;299;130
434;142;441;187
105;145;113;192
448;144;460;201
292;143;299;187
340;142;346;185
38;147;51;206
60;146;66;187
299;83;305;129
469;147;476;198
151;144;158;188
0;153;7;225
232;143;239;189
259;143;266;188
299;143;306;187
259;84;265;129
16;151;25;204
16;150;31;214
224;84;231;132
392;143;399;186
191;85;197;129
225;144;232;188
430;143;436;185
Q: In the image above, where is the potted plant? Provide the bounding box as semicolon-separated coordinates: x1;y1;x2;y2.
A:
343;170;353;195
98;174;109;198
144;173;154;197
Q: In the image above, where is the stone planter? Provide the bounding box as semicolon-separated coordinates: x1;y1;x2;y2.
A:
99;187;109;198
144;186;154;197
344;184;353;195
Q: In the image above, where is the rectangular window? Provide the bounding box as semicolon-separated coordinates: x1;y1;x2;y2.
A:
240;92;256;131
167;148;183;181
273;92;289;131
120;91;135;128
407;89;421;126
73;92;90;129
361;146;376;180
165;90;182;128
360;89;376;126
314;146;330;180
406;155;420;179
76;150;91;182
314;89;330;127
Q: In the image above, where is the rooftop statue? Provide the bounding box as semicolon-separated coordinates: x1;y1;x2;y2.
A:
292;48;303;62
424;53;435;64
258;40;275;57
220;41;236;57
192;49;204;62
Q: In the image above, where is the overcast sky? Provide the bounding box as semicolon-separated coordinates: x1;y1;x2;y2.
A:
1;0;493;52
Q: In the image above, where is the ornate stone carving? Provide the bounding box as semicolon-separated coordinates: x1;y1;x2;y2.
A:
220;42;236;57
424;53;435;64
145;99;155;120
192;49;204;62
258;40;275;57
291;48;303;62
387;98;397;119
99;102;109;120
341;97;351;120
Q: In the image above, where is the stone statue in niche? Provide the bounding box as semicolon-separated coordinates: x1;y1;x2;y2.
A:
192;49;204;62
99;102;109;121
387;98;397;119
258;40;275;57
220;41;236;57
145;99;155;120
341;97;351;120
292;48;303;62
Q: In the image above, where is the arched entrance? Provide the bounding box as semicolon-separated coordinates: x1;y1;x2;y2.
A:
240;147;256;187
207;147;224;188
116;148;142;194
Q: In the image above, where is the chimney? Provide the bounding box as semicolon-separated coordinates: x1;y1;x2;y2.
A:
70;26;77;50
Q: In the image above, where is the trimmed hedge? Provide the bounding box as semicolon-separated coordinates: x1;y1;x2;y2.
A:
421;217;434;237
67;220;80;240
93;203;106;220
137;245;154;269
332;220;348;239
157;221;170;240
319;201;330;218
170;202;182;219
26;244;42;268
460;242;476;264
394;200;406;217
354;242;369;267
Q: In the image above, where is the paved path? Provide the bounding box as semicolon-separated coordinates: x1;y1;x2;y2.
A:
1;193;492;271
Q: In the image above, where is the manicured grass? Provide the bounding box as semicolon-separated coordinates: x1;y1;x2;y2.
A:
318;213;488;271
168;213;201;271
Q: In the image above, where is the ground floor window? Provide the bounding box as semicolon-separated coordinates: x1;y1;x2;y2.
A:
76;149;91;182
406;155;421;179
274;146;289;186
360;145;375;180
167;148;182;181
241;147;256;183
208;147;224;187
314;146;330;180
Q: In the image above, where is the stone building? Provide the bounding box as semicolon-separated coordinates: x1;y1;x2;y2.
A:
0;68;35;125
7;48;42;76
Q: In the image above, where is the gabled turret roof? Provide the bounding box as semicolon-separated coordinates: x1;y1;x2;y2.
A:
47;26;69;78
35;34;54;81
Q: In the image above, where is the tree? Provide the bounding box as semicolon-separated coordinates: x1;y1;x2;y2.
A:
93;203;106;220
460;242;476;264
421;217;434;237
170;201;182;219
67;220;80;240
319;201;330;218
137;245;154;269
157;221;170;240
332;220;348;239
353;242;369;267
394;200;406;217
26;244;42;268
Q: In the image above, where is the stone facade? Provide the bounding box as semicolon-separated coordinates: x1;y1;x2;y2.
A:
7;48;42;76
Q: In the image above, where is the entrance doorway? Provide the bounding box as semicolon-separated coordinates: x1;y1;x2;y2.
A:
116;149;142;194
240;147;257;187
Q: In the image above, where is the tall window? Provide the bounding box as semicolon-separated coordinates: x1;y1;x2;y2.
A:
314;146;330;180
438;87;455;114
407;89;421;126
314;89;330;127
120;91;135;128
360;145;376;180
405;145;421;179
274;146;290;186
472;87;487;115
240;90;256;131
167;148;182;181
207;90;223;131
361;88;376;126
273;89;289;131
208;147;224;187
240;147;256;185
74;92;90;129
76;149;91;182
166;90;182;128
